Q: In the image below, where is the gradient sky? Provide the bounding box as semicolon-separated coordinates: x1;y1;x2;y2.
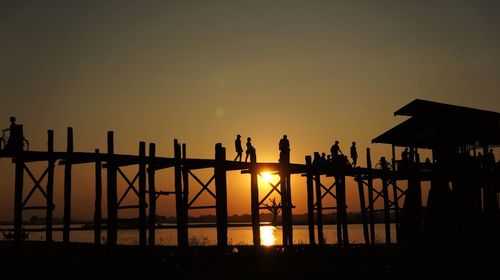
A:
1;1;499;221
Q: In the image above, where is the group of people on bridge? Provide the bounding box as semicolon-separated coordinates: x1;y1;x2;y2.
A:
311;140;358;171
233;134;291;163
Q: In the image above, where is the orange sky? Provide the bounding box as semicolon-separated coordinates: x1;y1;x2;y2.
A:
0;1;499;221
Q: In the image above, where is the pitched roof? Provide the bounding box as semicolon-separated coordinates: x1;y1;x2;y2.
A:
372;99;500;148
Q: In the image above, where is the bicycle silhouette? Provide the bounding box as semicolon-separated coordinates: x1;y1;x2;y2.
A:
0;129;29;151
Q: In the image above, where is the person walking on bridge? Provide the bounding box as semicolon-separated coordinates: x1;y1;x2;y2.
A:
234;134;243;162
350;141;358;167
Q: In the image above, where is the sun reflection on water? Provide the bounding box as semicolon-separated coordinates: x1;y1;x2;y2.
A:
260;225;278;246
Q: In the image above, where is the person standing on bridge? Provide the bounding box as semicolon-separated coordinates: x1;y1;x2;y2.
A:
2;116;17;151
350;141;358;167
279;134;290;163
245;137;255;162
234;134;243;162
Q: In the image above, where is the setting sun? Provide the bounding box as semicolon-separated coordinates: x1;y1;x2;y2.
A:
260;171;275;183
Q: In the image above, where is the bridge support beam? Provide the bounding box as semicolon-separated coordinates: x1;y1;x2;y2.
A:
215;143;228;248
63;127;73;244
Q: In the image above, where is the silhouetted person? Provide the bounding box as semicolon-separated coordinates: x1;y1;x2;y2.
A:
350;141;358;167
279;134;290;162
401;147;409;162
234;134;243;162
486;149;495;169
3;116;17;151
245;137;255;162
330;140;342;160
424;157;432;171
313;152;321;168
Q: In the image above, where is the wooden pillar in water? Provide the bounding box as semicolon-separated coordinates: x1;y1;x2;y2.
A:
391;145;401;243
356;172;370;245
94;149;102;245
182;143;190;245
215;143;228;247
335;175;343;246
13;125;24;242
305;156;315;245
46;130;54;242
250;149;260;246
174;140;188;247
280;150;292;247
381;158;392;245
138;142;147;247
315;172;324;245
106;131;118;246
367;148;376;245
148;143;156;247
63;127;73;244
339;175;349;245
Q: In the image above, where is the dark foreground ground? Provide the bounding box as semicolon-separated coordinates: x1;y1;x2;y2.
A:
1;241;499;280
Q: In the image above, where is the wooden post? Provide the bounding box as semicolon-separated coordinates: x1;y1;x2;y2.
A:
138;142;147;247
215;143;228;248
106;131;118;246
391;145;401;243
174;140;188;247
335;175;342;246
46;130;54;242
13;125;24;242
367;148;376;245
340;175;349;245
148;143;156;247
63;127;73;244
287;172;293;246
280;150;291;247
250;149;260;246
382;161;391;245
356;173;370;245
314;173;324;245
94;149;102;245
181;143;190;246
305;156;315;245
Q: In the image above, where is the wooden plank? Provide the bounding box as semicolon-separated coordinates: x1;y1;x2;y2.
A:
63;127;73;244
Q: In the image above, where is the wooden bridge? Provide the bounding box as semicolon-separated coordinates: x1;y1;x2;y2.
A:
1;99;499;248
1;125;424;248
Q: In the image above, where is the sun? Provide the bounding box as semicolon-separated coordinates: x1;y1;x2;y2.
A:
260;171;274;183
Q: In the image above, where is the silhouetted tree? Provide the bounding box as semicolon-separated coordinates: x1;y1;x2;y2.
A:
264;197;281;226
